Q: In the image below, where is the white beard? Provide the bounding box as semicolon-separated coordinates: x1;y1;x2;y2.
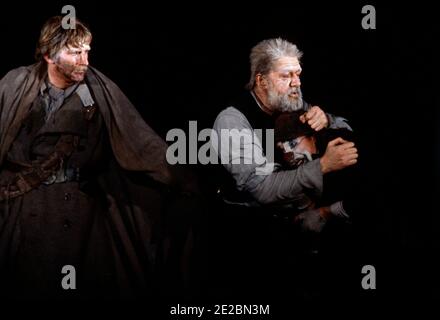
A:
267;85;304;112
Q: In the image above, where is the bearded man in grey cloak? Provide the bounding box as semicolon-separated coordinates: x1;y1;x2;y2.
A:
0;16;199;299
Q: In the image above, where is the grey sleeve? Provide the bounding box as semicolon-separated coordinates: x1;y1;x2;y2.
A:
212;107;323;205
303;102;352;131
246;159;323;205
326;113;353;131
329;201;350;219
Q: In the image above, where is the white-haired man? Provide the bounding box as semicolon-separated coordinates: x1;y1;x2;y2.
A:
210;38;358;298
213;38;357;209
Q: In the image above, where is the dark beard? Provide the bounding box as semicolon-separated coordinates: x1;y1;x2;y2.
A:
55;62;87;83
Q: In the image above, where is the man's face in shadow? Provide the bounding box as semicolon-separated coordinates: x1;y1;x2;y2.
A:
54;43;91;83
45;41;91;87
277;135;317;167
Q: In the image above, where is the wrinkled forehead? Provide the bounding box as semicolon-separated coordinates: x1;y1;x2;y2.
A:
68;41;91;50
272;56;301;73
64;36;92;51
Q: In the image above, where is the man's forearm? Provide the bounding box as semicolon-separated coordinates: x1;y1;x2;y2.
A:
244;159;323;205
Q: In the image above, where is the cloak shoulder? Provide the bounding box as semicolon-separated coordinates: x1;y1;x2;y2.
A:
0;63;45;162
0;63;198;193
85;66;173;185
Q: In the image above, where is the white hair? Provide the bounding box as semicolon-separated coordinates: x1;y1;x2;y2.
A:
247;38;303;89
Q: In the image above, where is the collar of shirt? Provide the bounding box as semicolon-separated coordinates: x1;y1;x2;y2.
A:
250;90;273;115
40;79;94;107
40;79;78;99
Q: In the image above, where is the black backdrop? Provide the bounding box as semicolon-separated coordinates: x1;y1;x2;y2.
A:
0;0;437;309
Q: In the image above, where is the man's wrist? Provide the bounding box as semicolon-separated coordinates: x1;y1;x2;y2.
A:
320;157;329;174
319;206;332;220
325;113;331;128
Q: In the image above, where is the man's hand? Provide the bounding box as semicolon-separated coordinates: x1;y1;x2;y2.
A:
300;106;328;131
320;137;358;174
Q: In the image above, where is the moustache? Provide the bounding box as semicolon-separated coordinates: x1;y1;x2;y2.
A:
74;67;88;72
287;88;300;95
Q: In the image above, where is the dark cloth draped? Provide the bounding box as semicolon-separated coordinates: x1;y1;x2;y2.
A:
0;63;200;299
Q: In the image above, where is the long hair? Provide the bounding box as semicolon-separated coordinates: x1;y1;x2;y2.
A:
246;38;302;90
35;16;92;61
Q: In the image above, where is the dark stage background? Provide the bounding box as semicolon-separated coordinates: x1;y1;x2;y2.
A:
0;0;437;310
